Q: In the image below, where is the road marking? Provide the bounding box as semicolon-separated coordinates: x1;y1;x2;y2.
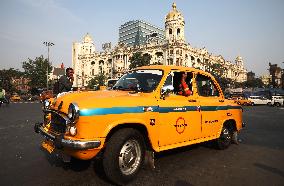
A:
10;102;40;104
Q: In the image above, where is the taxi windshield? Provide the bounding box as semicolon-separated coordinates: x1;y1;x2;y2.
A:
112;69;163;92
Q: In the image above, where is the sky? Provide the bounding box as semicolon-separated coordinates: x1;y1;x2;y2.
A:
0;0;284;76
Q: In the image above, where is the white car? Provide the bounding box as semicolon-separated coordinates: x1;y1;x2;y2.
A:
271;96;284;107
248;96;271;105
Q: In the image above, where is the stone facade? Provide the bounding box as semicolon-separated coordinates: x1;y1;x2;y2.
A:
72;3;247;88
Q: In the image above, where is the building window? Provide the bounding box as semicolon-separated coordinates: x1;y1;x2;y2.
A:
170;50;173;54
92;69;95;76
169;29;172;35
177;28;180;35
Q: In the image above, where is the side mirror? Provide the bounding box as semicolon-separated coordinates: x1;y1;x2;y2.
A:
161;85;174;99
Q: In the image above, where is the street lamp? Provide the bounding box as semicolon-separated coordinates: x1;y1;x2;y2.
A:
43;41;55;90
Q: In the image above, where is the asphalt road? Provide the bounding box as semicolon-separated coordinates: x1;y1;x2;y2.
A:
0;103;284;186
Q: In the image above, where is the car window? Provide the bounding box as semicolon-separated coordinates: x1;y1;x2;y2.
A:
196;74;219;97
173;71;193;95
113;69;163;92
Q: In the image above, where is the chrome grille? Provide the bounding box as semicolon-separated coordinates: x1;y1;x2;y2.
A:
51;112;66;134
44;112;67;134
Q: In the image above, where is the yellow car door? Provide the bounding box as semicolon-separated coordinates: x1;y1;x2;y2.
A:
158;71;202;147
195;73;224;137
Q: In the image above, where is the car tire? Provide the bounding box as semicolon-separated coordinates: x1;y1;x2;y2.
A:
251;102;255;106
103;128;145;185
275;102;281;107
215;125;233;150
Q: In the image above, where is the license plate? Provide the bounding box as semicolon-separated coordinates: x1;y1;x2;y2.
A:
42;140;55;154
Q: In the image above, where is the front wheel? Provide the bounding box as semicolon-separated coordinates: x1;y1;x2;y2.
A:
215;125;233;150
103;128;145;185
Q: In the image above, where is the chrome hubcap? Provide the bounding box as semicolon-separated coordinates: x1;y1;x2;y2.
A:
222;128;231;141
119;139;141;175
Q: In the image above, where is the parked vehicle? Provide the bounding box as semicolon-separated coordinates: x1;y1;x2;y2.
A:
271;96;284;107
107;79;118;89
234;97;253;106
34;65;245;185
10;93;21;102
248;96;271;105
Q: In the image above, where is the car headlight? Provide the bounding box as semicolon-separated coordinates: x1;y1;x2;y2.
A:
43;100;51;109
68;103;80;123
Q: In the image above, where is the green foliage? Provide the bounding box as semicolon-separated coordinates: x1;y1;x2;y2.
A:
22;55;52;89
243;78;264;88
216;77;232;92
129;52;152;69
209;63;228;78
204;62;230;90
0;68;23;93
88;73;107;89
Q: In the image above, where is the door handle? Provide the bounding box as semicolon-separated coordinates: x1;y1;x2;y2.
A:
188;99;197;102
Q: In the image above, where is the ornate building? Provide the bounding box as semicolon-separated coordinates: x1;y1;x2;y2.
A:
72;3;247;88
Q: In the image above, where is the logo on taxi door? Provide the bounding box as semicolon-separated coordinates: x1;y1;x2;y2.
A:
174;117;188;134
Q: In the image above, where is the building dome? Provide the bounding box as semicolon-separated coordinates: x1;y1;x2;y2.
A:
83;33;93;43
166;3;184;21
236;56;243;61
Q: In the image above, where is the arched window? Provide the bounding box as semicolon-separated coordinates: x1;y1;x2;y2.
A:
177;28;180;35
169;28;172;35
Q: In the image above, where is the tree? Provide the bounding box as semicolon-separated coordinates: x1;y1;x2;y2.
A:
22;55;52;89
205;62;230;90
0;68;23;93
87;73;107;89
209;63;228;79
243;78;264;88
128;52;152;69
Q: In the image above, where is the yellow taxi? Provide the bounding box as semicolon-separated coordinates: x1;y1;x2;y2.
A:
234;97;253;106
34;65;244;185
10;93;21;102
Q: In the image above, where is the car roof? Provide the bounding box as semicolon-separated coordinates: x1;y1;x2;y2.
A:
135;65;212;76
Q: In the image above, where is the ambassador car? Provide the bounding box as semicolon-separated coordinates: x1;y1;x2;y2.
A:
34;65;244;185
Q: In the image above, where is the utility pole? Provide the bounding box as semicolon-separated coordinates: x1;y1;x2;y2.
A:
43;41;55;90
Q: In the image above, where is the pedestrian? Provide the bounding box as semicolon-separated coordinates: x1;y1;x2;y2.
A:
0;87;8;104
56;67;74;94
0;87;5;101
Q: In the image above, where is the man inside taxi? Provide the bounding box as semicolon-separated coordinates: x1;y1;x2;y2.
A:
178;72;192;96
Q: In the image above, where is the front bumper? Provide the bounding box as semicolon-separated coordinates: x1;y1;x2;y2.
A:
34;122;101;150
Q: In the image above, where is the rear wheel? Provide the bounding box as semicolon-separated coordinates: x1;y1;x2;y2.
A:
103;128;145;185
215;125;233;150
275;102;281;107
